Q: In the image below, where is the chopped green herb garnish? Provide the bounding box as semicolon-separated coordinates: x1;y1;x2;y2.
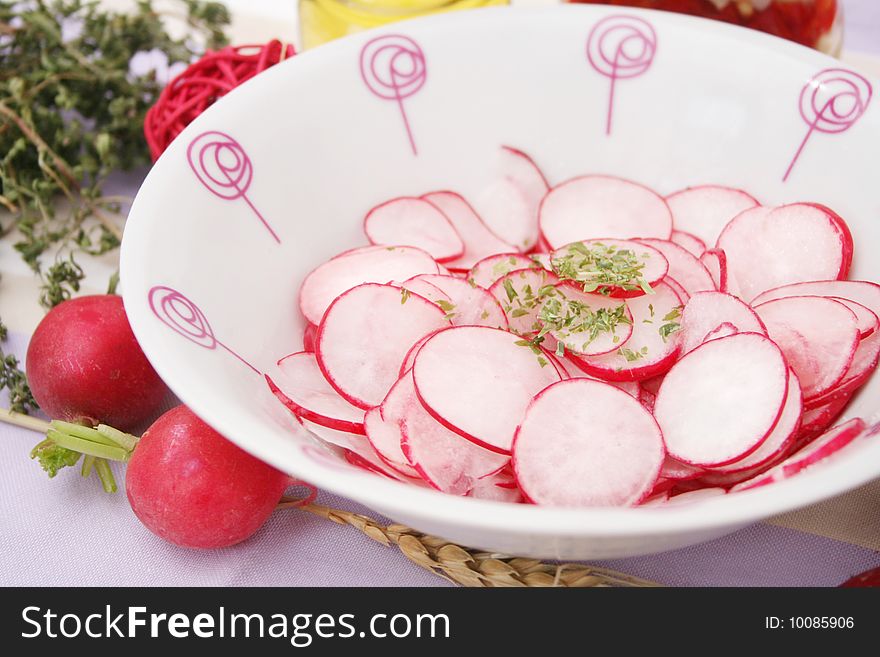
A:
480;310;490;320
502;279;518;303
551;241;654;295
510;308;530;318
435;299;456;313
659;322;681;342
536;293;631;351
400;288;411;304
537;356;548;368
617;347;645;362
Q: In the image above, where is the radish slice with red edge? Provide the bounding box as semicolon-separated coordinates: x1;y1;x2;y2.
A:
709;370;803;473
467;253;543;289
467;472;523;503
398;277;448;304
316;283;450;409
805;332;880;410
665;185;759;247
300;417;366;452
299;245;442;325
754;296;859;400
489;268;560;336
364;197;464;262
830;298;879;339
412;326;561;453
421;191;516;270
472;146;549;252
679;291;766;355
732;418;867;492
699;248;726;291
302;323;318;352
396;373;509;494
539;175;673;249
670;230;707;257
663;276;690;304
408;274;509;328
567;280;683;382
512;379;665;507
662;488;726;506
636;239;715;297
798;394;851;442
550;239;669;298
751;280;880;318
541;284;633;356
654;332;789;467
265;352;366;434
364;401;419;478
716;203;853;302
660;456;704;481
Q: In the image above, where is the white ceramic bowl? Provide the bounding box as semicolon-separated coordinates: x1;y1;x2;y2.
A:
121;5;880;560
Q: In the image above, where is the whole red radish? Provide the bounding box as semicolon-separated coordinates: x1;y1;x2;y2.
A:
840;566;880;588
26;295;168;430
126;405;290;548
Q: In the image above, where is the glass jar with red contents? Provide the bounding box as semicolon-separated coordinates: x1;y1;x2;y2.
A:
569;1;842;53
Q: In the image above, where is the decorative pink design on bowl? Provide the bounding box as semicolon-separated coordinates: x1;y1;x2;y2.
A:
186;131;281;243
586;15;657;135
148;285;259;374
783;68;873;182
359;34;427;156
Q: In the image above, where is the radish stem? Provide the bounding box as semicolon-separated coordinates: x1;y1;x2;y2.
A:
94;458;117;493
81;455;95;478
96;423;139;451
46;429;129;462
0;407;51;433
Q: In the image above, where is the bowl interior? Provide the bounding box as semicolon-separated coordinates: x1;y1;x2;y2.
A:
121;5;880;542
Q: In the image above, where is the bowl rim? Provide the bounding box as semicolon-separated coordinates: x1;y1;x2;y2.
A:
121;4;880;539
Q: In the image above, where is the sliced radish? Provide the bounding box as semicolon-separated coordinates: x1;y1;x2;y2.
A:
467;253;542;289
412;326;561;453
541;284;633;356
831;298;879;339
397;375;509;495
663;488;726;506
640;491;671;506
408;274;508;329
550;239;669;298
512;379;664;507
300;418;366;452
751;280;880;318
805;332;880;409
266;352;366;434
342;442;427;485
316;284;450;409
467;473;523;503
665;185;759;247
680;291;766;355
798;394;851;442
671;230;707;257
754;296;859;400
399;330;440;377
636;239;715;296
660;456;704;481
399;277;448;304
303;323;318;352
654;333;789;467
421;191;515;270
710;370;803;473
364;399;419;478
299;245;442;324
568;281;684;382
732;418;866;492
489;267;560;336
472;145;549;252
364;197;464;262
663;276;690;304
716;204;852;302
702;322;739;342
539;175;673;249
699;248;726;291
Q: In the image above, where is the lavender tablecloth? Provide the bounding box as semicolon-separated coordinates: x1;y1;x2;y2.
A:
1;0;879;587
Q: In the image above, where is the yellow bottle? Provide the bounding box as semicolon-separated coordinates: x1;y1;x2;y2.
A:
300;0;510;50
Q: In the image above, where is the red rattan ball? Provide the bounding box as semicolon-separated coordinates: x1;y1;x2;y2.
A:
144;40;295;161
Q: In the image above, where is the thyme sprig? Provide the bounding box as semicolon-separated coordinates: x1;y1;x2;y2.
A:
0;0;229;308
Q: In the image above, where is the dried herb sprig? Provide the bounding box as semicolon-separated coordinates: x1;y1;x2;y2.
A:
0;316;38;414
0;0;229;308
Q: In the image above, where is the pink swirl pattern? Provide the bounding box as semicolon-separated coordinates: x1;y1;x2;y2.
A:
186;131;280;243
148;285;259;374
586;15;657;135
783;68;873;182
359;34;427;155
